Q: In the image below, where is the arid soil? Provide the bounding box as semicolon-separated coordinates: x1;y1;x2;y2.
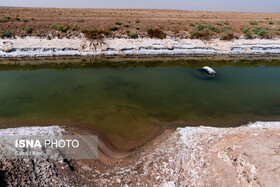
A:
1;122;280;186
0;7;280;38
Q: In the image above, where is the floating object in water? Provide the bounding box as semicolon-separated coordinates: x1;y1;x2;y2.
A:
202;66;216;76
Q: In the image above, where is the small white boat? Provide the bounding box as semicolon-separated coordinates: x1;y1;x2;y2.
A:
202;66;216;76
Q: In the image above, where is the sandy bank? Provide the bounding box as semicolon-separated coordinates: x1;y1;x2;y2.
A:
1;37;280;57
1;121;280;186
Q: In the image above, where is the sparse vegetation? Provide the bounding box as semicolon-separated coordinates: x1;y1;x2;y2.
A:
222;26;232;32
77;19;84;23
22;26;34;34
127;31;138;38
0;16;11;23
1;8;280;40
224;20;229;25
242;27;253;39
147;27;166;39
115;20;122;25
207;24;219;32
14;15;20;21
190;23;195;27
52;25;68;32
81;28;87;33
250;21;258;25
220;31;234;40
110;25;118;31
189;24;220;40
190;29;212;40
253;27;270;38
84;29;111;39
0;30;12;38
72;26;79;31
46;35;51;40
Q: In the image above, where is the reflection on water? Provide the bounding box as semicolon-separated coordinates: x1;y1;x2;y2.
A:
0;59;280;146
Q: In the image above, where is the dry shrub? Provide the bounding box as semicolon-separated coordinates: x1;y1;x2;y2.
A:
147;28;166;39
220;31;235;40
190;29;212;40
84;29;111;39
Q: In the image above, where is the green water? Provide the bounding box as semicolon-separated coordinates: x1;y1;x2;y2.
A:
1;58;280;147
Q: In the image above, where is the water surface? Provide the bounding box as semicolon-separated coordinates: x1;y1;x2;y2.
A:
0;58;280;149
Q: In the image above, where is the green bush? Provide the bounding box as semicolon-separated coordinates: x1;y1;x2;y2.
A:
110;25;118;31
242;27;253;39
115;20;122;25
0;30;12;38
250;21;258;25
52;25;68;32
224;20;230;25
197;24;205;31
190;23;195;27
46;35;51;40
207;24;219;32
276;28;280;31
124;24;129;27
84;29;111;39
136;19;140;23
72;26;79;31
147;27;166;39
189;24;219;39
190;29;212;40
21;19;28;23
136;27;140;30
269;21;274;25
22;26;34;34
253;27;269;38
222;26;232;32
216;22;223;26
0;16;11;23
127;31;138;38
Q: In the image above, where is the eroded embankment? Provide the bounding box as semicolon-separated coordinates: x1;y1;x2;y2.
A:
1;37;280;57
0;122;280;186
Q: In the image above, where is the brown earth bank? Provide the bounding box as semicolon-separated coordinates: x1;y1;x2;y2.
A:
0;122;280;186
0;7;280;40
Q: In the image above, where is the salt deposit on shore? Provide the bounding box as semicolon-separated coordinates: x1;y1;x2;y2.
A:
1;37;280;57
0;121;280;186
